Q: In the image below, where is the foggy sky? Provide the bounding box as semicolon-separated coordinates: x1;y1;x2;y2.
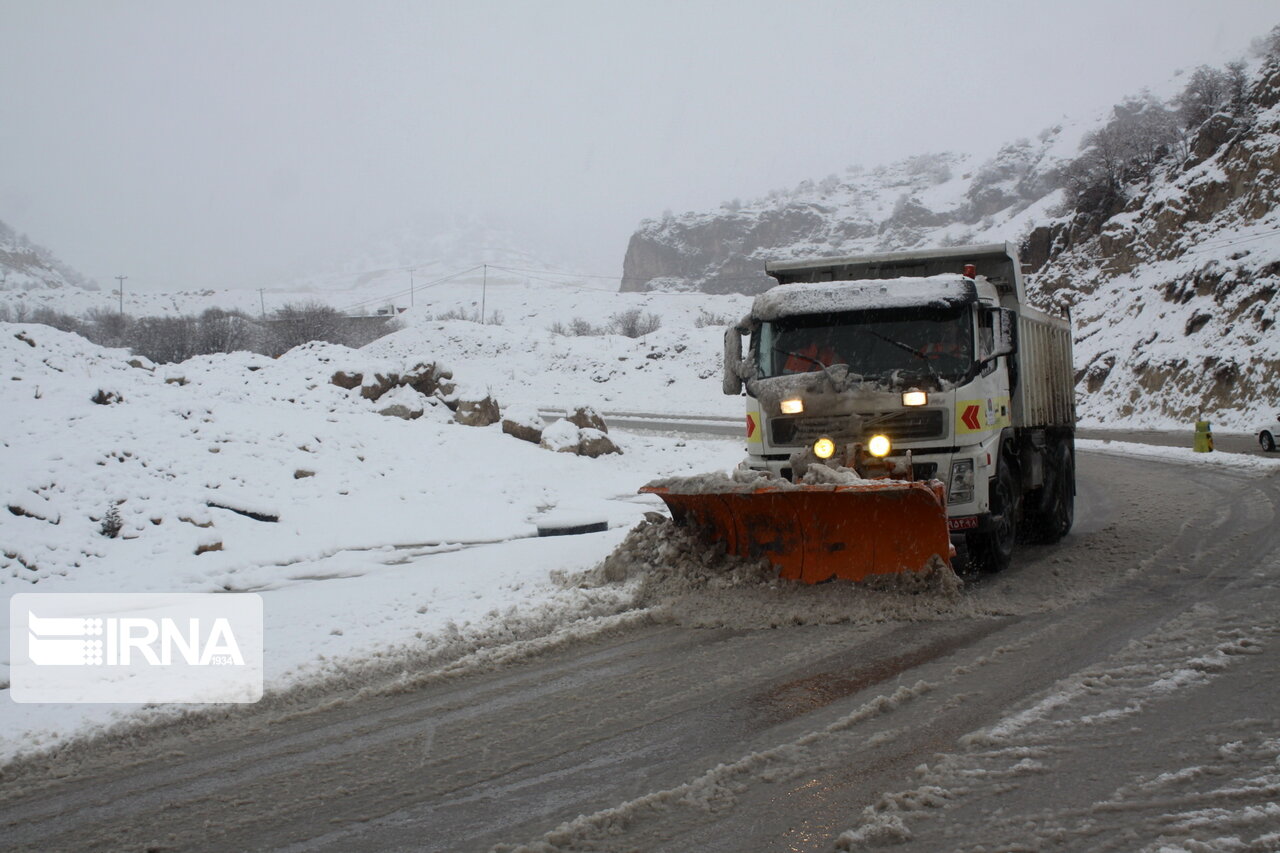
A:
1;0;1276;292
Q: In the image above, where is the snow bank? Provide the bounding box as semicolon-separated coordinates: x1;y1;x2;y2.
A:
0;322;746;763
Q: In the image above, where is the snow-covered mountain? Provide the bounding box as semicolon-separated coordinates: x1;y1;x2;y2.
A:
0;219;97;292
620;135;1076;296
620;51;1280;428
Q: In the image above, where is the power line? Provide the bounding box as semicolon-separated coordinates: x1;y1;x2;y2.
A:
336;265;484;314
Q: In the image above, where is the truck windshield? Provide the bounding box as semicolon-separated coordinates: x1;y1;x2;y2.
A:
758;305;974;384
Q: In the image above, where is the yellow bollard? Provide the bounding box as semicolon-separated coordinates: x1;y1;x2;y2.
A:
1194;420;1214;453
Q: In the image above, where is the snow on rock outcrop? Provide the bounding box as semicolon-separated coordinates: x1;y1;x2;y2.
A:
362;290;749;419
0;219;98;293
621;138;1074;296
1032;56;1280;429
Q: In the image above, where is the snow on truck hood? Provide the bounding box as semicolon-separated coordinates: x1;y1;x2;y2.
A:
752;274;978;321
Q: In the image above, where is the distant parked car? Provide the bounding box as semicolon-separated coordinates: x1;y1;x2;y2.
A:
1260;412;1280;452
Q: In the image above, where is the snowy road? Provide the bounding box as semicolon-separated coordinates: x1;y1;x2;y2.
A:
1;451;1278;852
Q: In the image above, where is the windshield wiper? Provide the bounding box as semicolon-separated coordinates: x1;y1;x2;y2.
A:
864;330;943;386
865;329;927;361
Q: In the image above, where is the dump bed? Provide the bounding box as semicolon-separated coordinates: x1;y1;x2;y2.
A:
1016;306;1074;429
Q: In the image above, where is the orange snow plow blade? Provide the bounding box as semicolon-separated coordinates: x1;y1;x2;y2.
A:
640;480;952;584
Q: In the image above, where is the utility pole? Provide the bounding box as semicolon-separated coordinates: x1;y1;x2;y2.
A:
115;275;127;315
409;267;415;308
258;288;266;318
481;264;487;325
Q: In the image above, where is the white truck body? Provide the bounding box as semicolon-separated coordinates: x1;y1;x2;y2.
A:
724;243;1076;569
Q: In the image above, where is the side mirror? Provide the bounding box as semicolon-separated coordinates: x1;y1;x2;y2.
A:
723;326;746;395
990;308;1017;360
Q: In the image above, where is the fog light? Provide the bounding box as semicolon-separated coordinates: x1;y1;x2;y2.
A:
867;434;891;457
813;437;836;459
780;398;804;415
902;389;928;407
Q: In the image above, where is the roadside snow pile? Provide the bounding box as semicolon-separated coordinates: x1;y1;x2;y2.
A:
0;322;747;762
1079;437;1280;472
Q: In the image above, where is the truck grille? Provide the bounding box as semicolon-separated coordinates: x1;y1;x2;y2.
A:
771;409;946;446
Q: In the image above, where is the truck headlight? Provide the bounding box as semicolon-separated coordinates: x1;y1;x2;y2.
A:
949;459;975;505
780;398;804;415
813;437;836;460
901;389;928;407
867;434;891;457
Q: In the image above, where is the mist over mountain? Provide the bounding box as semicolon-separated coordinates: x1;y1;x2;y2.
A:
0;220;97;293
275;217;570;295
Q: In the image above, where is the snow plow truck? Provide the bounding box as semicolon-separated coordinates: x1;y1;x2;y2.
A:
642;243;1076;582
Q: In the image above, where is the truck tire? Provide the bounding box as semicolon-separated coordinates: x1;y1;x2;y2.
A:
1262;431;1276;452
1026;441;1074;544
968;460;1018;573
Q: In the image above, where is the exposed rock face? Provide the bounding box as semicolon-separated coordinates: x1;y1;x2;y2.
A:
565;405;608;433
331;361;454;407
1029;56;1280;425
621;146;1059;295
501;407;545;443
330;370;362;390
401;362;454;398
502;417;543;443
378;404;422;420
577;428;622;458
454;395;501;427
359;373;400;402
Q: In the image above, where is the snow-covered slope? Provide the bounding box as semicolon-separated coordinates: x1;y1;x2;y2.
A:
0;320;746;758
0;219;97;293
1034;60;1280;429
363;280;749;416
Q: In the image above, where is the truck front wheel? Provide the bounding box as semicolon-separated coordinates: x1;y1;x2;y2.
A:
968;461;1018;573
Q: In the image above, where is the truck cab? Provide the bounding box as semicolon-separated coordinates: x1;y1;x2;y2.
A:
724;243;1075;572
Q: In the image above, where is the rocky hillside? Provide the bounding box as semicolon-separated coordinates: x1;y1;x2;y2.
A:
1031;56;1280;427
0;219;97;292
621;48;1280;430
620;137;1076;295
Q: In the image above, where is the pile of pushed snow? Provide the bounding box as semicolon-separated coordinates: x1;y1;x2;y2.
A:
565;517;965;629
